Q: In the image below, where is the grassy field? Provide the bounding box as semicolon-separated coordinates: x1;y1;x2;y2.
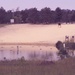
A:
0;57;75;75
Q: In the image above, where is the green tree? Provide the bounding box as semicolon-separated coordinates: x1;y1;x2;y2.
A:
55;7;62;23
14;7;22;23
5;10;12;23
26;8;39;24
56;41;68;59
71;11;75;23
39;7;52;24
0;7;6;23
21;9;28;23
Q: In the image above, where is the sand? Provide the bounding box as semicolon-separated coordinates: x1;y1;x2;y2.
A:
0;23;75;44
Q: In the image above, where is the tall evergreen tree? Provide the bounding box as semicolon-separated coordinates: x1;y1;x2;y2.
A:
55;7;62;23
0;7;6;23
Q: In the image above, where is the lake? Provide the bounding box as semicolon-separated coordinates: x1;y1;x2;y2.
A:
0;44;59;61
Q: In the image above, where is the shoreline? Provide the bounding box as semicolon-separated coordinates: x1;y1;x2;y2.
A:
0;42;55;46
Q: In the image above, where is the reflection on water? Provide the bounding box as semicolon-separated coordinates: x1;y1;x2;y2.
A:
0;45;59;61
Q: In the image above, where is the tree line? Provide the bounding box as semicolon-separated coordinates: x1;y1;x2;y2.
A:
0;7;75;24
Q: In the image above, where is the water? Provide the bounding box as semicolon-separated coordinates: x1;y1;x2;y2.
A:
0;45;59;61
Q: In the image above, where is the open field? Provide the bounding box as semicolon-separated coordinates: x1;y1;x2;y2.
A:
0;57;75;75
0;23;75;44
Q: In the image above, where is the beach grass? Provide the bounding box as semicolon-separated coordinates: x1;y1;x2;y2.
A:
0;57;75;75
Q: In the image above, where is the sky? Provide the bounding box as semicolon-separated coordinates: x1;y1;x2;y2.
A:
0;0;75;11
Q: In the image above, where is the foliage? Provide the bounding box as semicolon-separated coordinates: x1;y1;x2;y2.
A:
56;41;64;51
0;57;75;75
56;41;68;59
55;7;62;22
0;7;75;24
0;7;6;23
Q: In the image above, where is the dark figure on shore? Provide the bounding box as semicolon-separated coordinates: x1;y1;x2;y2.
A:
58;23;61;28
56;41;64;51
56;41;68;59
